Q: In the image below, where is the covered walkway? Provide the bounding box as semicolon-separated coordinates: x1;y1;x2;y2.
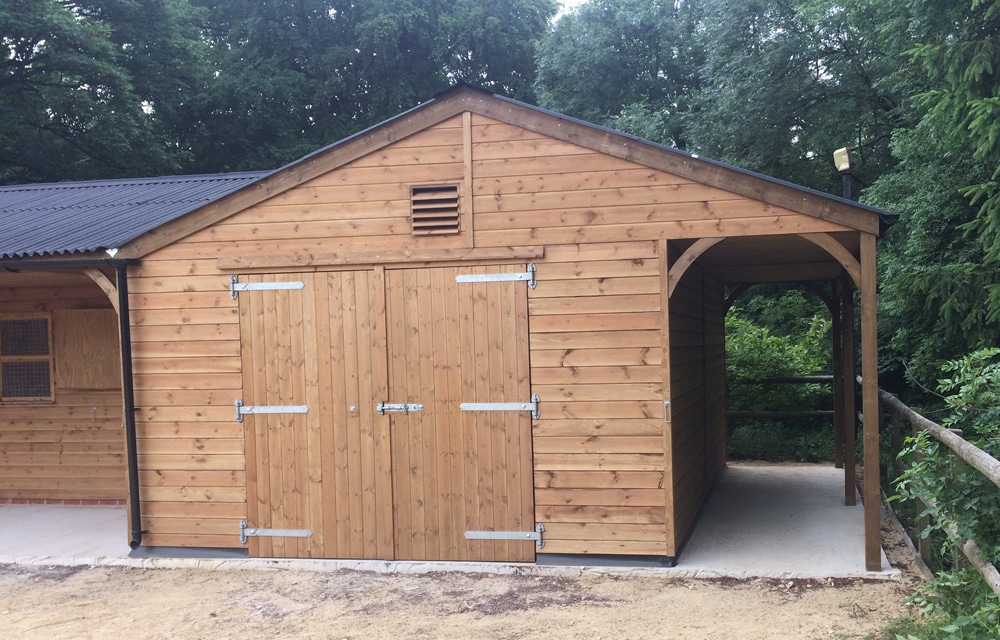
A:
0;465;898;579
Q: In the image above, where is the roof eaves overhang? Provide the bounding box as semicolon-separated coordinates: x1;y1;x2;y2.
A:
0;253;138;271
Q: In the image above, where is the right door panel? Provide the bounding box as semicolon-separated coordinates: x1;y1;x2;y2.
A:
384;265;535;562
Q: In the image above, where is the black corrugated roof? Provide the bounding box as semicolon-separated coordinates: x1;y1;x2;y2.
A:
0;171;270;259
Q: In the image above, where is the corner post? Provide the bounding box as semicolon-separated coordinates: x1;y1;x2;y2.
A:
861;233;882;571
841;274;856;506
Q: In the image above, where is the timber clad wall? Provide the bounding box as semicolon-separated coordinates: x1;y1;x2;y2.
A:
127;110;855;556
668;263;727;549
0;274;124;501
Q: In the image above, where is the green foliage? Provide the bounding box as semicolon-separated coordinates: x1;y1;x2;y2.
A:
728;422;835;462
892;349;1000;638
725;307;834;461
185;0;557;172
725;308;831;412
865;121;1000;387
905;0;1000;266
0;0;203;182
534;0;703;148
683;0;906;193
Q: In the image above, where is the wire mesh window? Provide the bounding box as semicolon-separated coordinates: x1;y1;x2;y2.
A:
0;317;53;401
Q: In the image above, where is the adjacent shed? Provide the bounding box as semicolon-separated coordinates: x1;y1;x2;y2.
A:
0;86;889;569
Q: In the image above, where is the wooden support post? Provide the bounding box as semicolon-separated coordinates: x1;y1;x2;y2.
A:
832;279;844;469
659;239;676;557
841;274;856;506
861;233;882;571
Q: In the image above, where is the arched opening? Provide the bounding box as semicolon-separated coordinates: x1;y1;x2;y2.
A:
664;232;883;572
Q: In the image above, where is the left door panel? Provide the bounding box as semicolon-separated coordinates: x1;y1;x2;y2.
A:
238;271;392;558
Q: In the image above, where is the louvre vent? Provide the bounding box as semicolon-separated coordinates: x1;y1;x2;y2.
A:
411;185;460;236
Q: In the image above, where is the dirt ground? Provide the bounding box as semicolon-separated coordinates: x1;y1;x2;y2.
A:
0;508;923;640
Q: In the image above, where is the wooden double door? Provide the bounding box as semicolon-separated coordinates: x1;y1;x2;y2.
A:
237;265;534;561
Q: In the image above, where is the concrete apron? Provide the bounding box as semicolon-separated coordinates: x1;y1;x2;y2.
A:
0;464;900;580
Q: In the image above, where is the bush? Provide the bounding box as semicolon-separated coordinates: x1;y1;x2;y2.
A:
726;308;834;461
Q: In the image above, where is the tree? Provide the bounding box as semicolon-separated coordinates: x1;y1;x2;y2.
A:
0;1;209;184
534;0;704;148
187;0;557;173
684;0;906;194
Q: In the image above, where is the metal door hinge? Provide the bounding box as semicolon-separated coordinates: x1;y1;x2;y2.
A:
377;402;424;415
465;523;545;549
239;520;312;545
455;263;537;289
230;275;305;299
663;400;671;423
235;398;309;422
460;394;540;420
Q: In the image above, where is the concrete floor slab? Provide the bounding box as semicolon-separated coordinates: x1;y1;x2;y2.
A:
0;505;131;561
0;465;900;579
677;463;896;578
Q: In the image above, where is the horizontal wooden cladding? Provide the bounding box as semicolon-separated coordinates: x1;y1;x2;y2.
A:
537;505;667;525
529;295;660;317
139;486;244;503
137;437;242;454
140;533;238;548
542;241;659;263
531;365;660;385
530;330;659;350
137;454;244;470
538;539;668;556
535;383;661;402
130;307;239;327
474;190;785;219
133;389;241;408
534;453;664;471
529;312;660;333
542;401;662;420
534;470;664;489
0;389;125;500
141;517;239;536
134;373;242;391
137;422;243;439
531;347;661;368
138;469;244;487
533;436;664;454
530;277;660;299
542;522;667;542
536;488;664;507
142;500;246;519
532;419;664;438
476;216;848;247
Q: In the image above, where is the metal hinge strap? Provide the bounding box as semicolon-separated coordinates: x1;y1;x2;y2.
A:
235;398;309;423
239;520;312;545
465;523;545;549
230;275;305;299
455;263;537;289
460;394;540;419
377;402;424;415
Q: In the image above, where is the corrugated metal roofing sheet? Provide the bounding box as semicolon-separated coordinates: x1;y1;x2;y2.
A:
0;171;270;259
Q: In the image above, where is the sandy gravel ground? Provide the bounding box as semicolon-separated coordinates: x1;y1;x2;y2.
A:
0;507;922;640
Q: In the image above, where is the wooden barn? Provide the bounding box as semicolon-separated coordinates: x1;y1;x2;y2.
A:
0;85;890;569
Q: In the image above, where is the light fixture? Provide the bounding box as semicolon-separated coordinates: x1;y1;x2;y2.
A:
833;147;854;200
833;147;854;174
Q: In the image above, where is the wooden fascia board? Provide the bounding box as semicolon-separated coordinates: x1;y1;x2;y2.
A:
116;95;476;260
459;93;881;236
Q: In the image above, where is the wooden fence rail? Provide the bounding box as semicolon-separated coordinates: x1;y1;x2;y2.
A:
875;386;1000;595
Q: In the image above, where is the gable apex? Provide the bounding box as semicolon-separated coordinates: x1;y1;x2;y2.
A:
117;85;889;259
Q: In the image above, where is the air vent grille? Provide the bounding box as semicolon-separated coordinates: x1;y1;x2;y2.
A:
411;185;460;236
